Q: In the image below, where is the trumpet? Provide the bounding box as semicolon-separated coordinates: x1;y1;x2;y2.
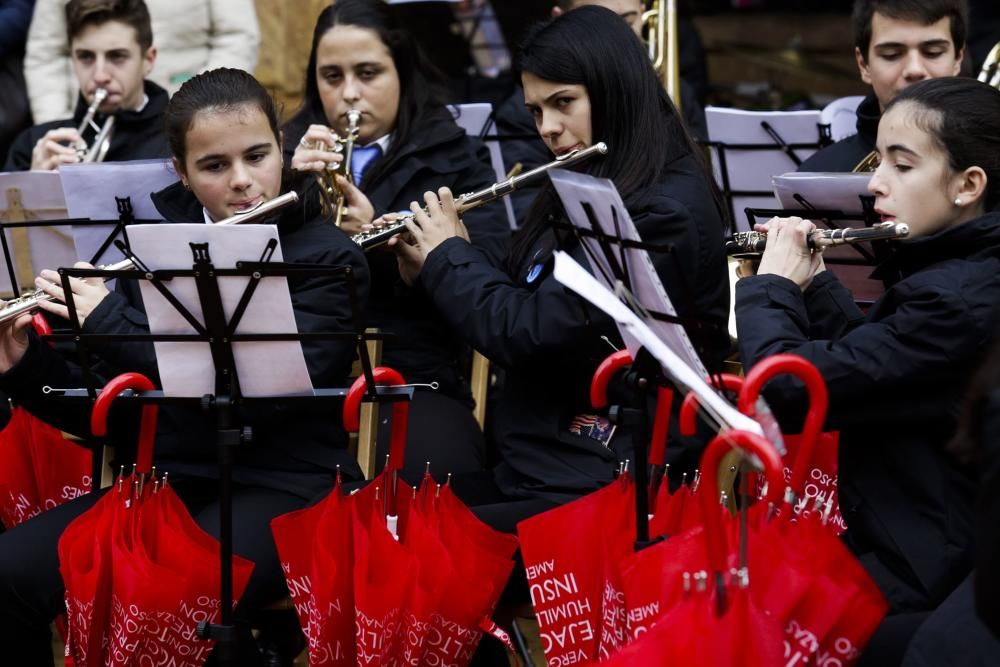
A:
978;41;1000;89
352;142;610;250
641;0;681;111
0;192;299;326
76;88;115;163
725;221;910;257
314;110;361;227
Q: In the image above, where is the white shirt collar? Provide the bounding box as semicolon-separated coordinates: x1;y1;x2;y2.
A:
202;206;215;224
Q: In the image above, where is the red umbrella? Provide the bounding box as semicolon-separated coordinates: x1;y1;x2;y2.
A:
601;429;788;666
59;372;255;667
737;355;887;665
272;366;518;666
0;406;93;529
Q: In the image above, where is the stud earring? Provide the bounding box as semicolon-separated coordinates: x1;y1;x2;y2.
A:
954;198;962;206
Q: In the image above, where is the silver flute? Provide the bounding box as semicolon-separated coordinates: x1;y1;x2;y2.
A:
351;142;610;250
725;221;910;258
0;191;299;326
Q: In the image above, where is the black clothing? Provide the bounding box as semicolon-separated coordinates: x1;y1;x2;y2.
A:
798;94;880;173
284;110;508;399
3;80;170;171
1;180;371;496
902;573;1000;667
494;85;708;225
284;109;507;482
420;147;730;507
735;212;1000;612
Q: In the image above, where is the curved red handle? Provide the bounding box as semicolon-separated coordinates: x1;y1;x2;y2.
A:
698;429;785;575
737;354;828;502
679;374;744;436
343;367;408;472
91;372;158;475
31;313;52;337
589;350;633;409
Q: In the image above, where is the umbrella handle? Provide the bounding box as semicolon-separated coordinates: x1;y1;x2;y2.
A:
343;366;408;473
678;374;744;436
590;351;675;467
699;429;785;576
589;350;632;408
91;372;158;476
737;354;828;503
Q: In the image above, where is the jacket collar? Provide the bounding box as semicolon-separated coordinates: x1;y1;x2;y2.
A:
879;212;1000;277
855;94;881;150
72;80;169;127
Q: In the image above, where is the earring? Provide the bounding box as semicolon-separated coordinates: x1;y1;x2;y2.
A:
954;198;962;206
182;181;191;190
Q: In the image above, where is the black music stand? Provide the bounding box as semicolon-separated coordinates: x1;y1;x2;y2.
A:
0;195;155;300
548;168;727;551
44;234;410;665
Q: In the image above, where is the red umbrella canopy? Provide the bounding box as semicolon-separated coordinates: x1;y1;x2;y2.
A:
0;407;92;528
516;474;635;665
60;373;255;667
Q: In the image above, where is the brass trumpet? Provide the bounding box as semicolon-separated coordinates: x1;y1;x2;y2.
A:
642;0;681;111
725;221;909;257
978;41;1000;89
314;109;361;227
351;142;610;250
76;88;115;163
0;192;299;326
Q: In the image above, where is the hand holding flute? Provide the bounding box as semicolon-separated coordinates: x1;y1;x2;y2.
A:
754;217;829;292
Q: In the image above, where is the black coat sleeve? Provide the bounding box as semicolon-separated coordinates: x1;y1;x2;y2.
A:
3;124;35;171
736;273;984;431
801;270;867;339
419;237;604;368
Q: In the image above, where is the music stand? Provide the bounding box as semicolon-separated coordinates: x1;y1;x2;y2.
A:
748;171;897;304
547;168;762;549
705;106;829;231
44;225;409;664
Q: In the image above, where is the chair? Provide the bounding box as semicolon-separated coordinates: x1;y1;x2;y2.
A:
820;95;865;143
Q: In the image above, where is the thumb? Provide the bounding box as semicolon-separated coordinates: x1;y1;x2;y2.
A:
335;174;362;204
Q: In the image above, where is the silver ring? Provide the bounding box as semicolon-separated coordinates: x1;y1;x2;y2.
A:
298;136;310;147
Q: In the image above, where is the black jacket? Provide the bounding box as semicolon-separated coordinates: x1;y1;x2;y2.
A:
797;94;880;173
284;110;509;400
735;212;1000;611
3;80;170;171
419;149;730;503
0;181;370;499
494;85;708;224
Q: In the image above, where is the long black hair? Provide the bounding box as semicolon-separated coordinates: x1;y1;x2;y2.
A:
285;0;451;187
886;77;1000;212
509;5;719;273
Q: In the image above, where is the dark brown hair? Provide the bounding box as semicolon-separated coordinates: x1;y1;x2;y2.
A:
852;0;967;62
65;0;153;52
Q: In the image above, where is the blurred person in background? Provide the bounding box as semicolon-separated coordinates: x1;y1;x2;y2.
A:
0;0;35;164
24;0;260;123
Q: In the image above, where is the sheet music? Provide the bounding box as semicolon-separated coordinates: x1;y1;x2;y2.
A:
706;107;824;232
449;102;518;229
552;252;763;436
0;171;75;295
548;168;709;379
128;224;314;398
59;159;178;265
772;171;872;213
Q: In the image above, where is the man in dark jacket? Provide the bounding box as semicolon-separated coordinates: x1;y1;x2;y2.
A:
3;0;168;171
798;0;965;172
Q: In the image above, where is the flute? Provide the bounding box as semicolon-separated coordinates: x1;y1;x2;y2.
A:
0;192;299;326
351;142;609;250
725;221;910;258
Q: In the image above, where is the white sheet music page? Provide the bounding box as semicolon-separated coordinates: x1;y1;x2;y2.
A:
60;159;179;265
128;223;314;398
706;107;823;231
0;171;74;295
548;168;709;379
772;172;872;212
552;252;763;436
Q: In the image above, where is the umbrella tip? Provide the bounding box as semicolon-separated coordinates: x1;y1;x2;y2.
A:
445;472;452;487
